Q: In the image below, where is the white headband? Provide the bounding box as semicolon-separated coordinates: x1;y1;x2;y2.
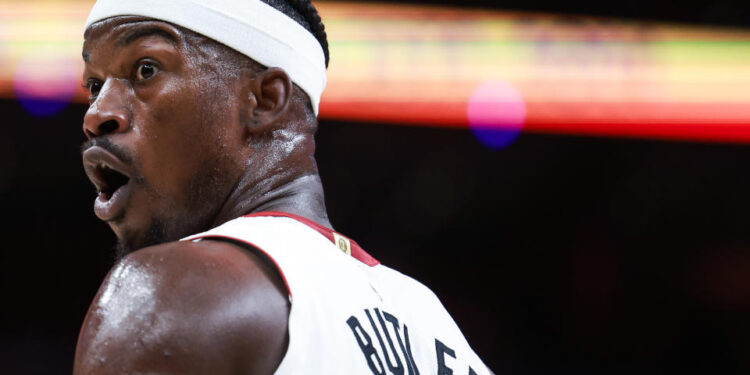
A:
85;0;327;115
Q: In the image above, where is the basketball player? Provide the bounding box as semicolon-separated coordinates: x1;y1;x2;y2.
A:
75;0;491;373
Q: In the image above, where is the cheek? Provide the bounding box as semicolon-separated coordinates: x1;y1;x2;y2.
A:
135;136;216;200
131;69;243;199
133;82;211;194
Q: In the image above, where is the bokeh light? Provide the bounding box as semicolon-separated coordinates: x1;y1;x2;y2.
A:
468;81;526;149
12;49;80;117
0;1;748;142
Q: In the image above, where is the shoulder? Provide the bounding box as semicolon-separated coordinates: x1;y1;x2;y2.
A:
74;240;289;374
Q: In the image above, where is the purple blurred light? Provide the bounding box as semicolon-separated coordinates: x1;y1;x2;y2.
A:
467;81;526;150
12;54;79;117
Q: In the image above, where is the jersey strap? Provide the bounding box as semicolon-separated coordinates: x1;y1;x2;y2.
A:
244;211;380;266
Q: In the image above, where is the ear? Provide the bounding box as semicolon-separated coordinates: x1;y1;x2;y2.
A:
244;67;292;132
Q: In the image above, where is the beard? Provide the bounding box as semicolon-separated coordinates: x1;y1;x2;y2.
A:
114;216;166;261
82;124;237;263
112;159;233;262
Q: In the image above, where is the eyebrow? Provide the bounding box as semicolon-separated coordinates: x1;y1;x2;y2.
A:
116;27;178;48
82;25;178;63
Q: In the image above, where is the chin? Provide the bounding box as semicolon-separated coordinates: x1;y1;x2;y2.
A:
110;200;222;261
113;212;215;261
112;217;169;261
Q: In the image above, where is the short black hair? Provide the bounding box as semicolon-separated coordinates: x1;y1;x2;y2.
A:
260;0;330;67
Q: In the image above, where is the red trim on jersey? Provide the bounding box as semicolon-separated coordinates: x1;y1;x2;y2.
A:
244;211;380;267
187;234;294;299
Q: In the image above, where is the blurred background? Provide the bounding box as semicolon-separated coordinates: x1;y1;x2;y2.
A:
1;0;749;373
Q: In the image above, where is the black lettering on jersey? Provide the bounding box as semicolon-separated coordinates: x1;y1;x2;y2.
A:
347;309;422;375
436;339;456;375
347;316;386;375
383;311;420;375
364;309;391;373
373;308;405;375
468;367;478;375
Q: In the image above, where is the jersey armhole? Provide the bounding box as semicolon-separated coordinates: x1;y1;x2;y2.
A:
189;234;293;300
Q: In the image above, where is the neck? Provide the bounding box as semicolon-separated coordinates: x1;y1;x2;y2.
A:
212;173;332;229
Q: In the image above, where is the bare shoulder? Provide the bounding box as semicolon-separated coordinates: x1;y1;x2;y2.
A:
74;240;289;375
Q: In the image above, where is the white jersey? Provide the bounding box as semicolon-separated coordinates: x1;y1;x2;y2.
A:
183;212;490;374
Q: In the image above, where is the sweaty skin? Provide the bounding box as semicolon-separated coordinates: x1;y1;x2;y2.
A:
75;16;330;373
74;241;289;374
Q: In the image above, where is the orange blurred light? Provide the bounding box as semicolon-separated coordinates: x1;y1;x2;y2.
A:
0;1;749;143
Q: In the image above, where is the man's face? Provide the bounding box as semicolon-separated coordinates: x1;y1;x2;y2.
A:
81;17;246;256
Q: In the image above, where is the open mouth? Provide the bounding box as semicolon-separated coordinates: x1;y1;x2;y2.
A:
95;164;130;200
82;145;134;221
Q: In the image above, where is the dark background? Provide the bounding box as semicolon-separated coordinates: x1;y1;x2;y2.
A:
1;0;749;373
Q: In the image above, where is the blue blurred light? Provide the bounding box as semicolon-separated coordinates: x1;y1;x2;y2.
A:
17;96;70;117
471;126;522;150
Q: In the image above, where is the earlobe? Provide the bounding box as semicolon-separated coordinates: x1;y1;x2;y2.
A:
245;67;292;132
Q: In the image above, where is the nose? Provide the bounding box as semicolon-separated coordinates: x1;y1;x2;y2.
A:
82;79;131;139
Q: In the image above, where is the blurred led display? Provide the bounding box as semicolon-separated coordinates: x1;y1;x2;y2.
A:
1;1;749;143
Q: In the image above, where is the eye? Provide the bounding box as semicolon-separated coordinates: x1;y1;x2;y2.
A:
136;62;158;80
85;79;103;98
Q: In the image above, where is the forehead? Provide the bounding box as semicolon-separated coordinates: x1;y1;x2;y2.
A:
83;17;184;59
